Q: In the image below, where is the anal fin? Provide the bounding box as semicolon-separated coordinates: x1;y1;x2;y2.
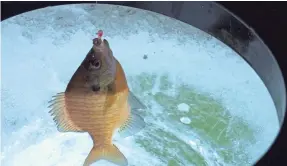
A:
48;92;83;132
128;91;147;110
118;111;146;138
83;145;128;166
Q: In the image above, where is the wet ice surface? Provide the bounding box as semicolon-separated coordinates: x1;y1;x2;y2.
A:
1;4;280;166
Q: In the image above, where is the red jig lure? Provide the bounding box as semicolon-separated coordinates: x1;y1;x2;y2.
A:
97;30;103;39
93;30;104;45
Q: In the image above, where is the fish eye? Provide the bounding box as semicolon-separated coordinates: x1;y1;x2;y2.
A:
90;59;101;69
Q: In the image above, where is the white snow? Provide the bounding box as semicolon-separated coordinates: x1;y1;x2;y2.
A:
1;3;280;166
180;117;191;124
189;140;197;146
177;103;190;112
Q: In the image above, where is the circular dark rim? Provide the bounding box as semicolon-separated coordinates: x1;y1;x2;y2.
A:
1;1;286;166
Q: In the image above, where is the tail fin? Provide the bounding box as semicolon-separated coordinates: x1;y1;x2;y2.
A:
83;144;128;166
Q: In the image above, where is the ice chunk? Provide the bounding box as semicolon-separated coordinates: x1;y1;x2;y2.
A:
180;117;191;124
177;103;190;112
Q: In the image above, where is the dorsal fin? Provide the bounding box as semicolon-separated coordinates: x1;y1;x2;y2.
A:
48;92;83;132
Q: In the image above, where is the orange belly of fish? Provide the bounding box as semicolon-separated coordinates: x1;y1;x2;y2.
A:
65;94;123;140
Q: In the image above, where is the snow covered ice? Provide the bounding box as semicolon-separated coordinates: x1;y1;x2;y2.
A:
1;4;280;166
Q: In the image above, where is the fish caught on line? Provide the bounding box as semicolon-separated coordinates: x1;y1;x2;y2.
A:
48;30;146;166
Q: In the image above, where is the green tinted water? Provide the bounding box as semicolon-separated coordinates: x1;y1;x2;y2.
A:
129;73;256;166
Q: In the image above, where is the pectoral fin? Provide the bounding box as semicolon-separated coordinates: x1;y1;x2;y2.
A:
128;91;147;110
118;112;146;138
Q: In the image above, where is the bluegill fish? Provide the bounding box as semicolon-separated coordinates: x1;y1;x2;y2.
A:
48;30;146;166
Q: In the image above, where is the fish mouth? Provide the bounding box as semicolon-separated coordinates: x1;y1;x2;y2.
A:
93;38;102;46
